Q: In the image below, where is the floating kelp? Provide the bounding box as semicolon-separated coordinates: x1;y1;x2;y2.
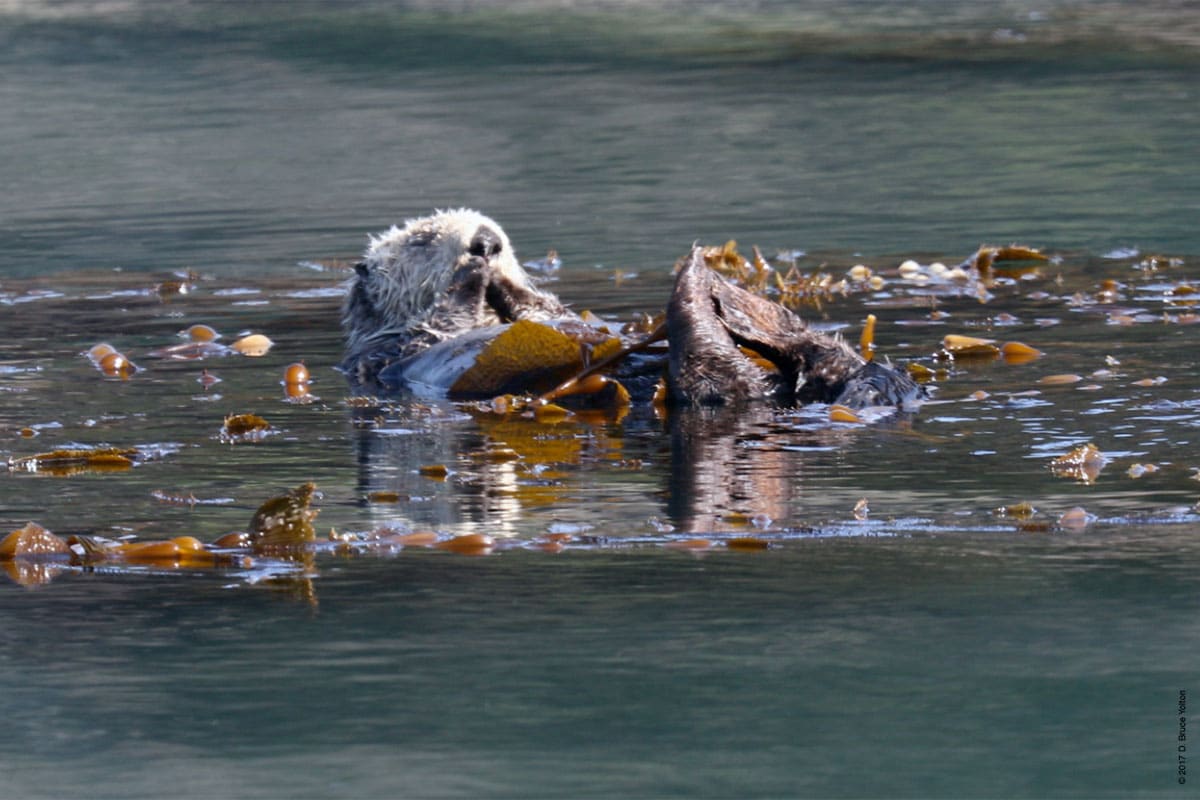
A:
230;333;274;357
726;537;771;550
182;323;220;342
435;533;494;555
937;334;1043;365
282;362;317;402
7;446;139;475
418;464;450;479
69;533;249;568
147;341;232;360
965;244;1049;286
249;482;320;553
0;523;71;586
86;342;139;378
1038;374;1083;385
220;413;273;443
941;334;1001;358
450;320;585;397
1000;342;1043;364
283;362;310;385
1050;443;1108;484
0;522;70;559
1057;507;1095;530
994;502;1038;520
154;270;198;299
1126;463;1159;479
829;404;863;424
859;314;876;361
0;521;256;586
677;240;851;309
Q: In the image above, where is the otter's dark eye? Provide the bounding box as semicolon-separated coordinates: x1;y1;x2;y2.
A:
468;227;503;259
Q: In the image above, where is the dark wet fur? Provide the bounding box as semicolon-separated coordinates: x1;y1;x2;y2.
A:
665;247;924;408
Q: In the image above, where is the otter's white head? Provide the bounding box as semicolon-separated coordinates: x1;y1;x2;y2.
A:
342;209;564;359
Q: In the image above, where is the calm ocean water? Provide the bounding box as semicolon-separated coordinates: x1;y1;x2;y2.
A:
1;1;1198;797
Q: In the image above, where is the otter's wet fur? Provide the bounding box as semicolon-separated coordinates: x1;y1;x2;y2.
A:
340;209;571;388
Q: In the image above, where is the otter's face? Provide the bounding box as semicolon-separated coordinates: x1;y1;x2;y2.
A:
342;209;549;352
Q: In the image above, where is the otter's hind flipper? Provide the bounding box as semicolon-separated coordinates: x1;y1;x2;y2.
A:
667;246;870;406
666;249;776;404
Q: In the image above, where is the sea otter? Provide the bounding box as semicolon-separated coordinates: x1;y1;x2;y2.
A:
339;209;923;409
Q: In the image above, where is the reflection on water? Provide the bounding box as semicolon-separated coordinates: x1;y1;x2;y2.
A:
2;1;1199;796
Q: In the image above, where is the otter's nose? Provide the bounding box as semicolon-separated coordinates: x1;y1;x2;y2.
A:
468;226;503;259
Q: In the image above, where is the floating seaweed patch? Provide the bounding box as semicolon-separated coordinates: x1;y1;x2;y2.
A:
229;333;274;357
147;341;232;360
965;244;1049;285
665;538;713;551
219;413;274;443
283;362;310;385
0;522;72;585
86;342;139;378
937;334;1043;365
69;534;248;568
1057;507;1095;531
152;270;199;299
418;464;450;480
1049;443;1108;484
435;533;494;555
1126;463;1159;479
1000;341;1043;364
281;362;318;402
7;446;139;475
906;363;942;383
450;320;584;397
941;334;1001;358
182;323;220;342
1038;374;1083;386
249;482;320;554
859;314;876;361
0;522;70;559
726;537;771;550
829;405;863;424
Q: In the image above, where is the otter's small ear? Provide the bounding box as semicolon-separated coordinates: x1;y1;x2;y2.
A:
354;261;370;278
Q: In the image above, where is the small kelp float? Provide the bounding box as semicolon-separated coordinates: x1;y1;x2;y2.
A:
282;362;317;401
86;342;139;379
